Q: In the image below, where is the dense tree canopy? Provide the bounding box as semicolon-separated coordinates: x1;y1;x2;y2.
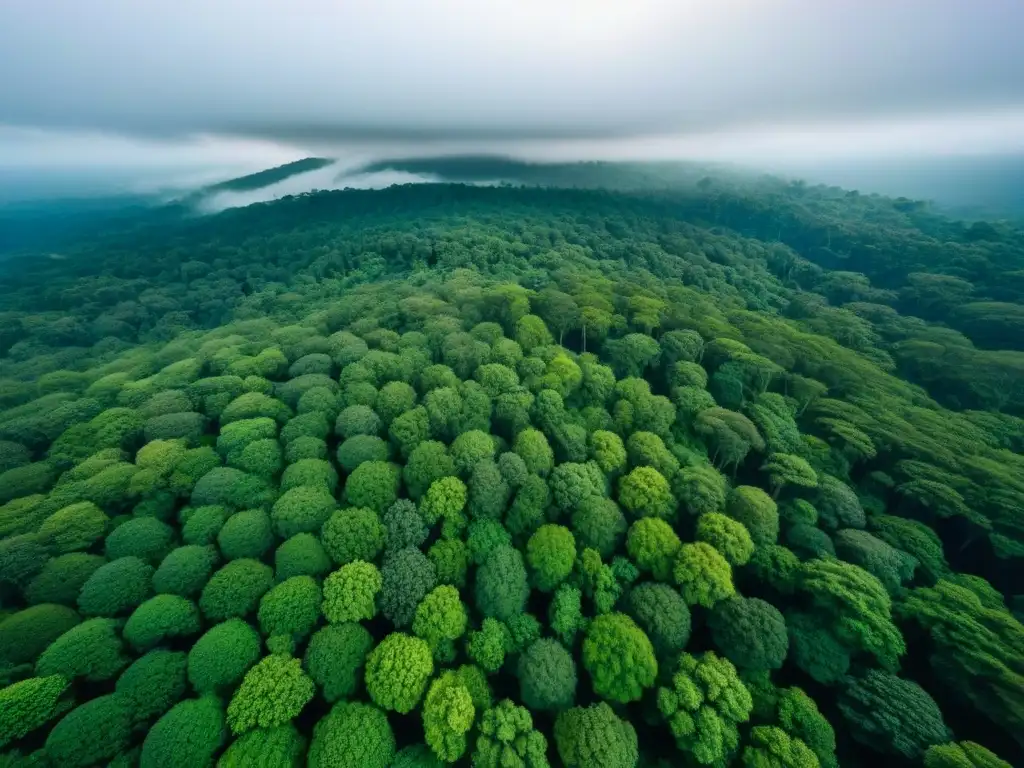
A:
0;172;1021;767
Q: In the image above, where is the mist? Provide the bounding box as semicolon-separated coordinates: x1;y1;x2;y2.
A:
1;1;1023;208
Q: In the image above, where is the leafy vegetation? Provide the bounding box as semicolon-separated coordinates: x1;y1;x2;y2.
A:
0;167;1022;766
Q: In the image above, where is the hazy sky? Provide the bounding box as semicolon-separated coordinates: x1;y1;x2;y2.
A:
1;0;1023;186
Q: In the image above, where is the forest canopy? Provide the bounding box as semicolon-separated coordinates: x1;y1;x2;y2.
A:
0;171;1022;767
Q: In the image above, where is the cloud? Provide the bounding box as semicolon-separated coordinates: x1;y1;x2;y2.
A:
1;0;1022;142
1;0;1023;204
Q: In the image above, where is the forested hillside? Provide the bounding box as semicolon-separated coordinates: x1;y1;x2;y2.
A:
0;176;1022;768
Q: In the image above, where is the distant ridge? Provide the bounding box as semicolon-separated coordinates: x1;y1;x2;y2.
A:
204;157;333;193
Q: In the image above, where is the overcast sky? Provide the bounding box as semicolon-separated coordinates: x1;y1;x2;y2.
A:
1;0;1023;186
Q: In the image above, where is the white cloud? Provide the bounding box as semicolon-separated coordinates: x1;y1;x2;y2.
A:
0;1;1020;139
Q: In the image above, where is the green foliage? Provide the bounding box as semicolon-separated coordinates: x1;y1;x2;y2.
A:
5;175;1024;766
673;542;735;608
798;557;905;672
785;524;835;559
258;575;322;645
200;558;274;621
336;404;382;439
582;612;657;703
590;430;627;474
475;545;530;622
474;699;550;768
550;461;605;513
834;528;916;593
626;517;681;581
321;560;380;623
761;453;818;499
428;537;470;588
227;655;315;734
785;611;851;685
466;518;512;566
336;434;389;473
554;702;638;768
897;580;1024;743
37;501;109;554
657;651;753;766
344;460;400;512
280;458;338;494
618;466;675;520
12;457;67;502
140;695;227;768
626;431;679;479
271;486;336;538
231;438;283;478
274;533;332;581
624;582;691;659
77;555;154;616
726;486;779;546
741;726;819;768
192;467;276;511
780;499;818;528
776;687;838;768
24;552;104;606
123;594;202;651
422;670;476;762
870;514;949;583
420;476;468;536
44;694;133;768
383;498;428;551
365;632;434;714
814;475;865;530
507;474;550;542
571;496;627;559
451;429;497;474
35;617;128;681
467;618;509;674
321;506;386;564
153;545;219;597
0;533;48;588
0;675;69;749
518;638;578;712
304;622;373;702
468;458;510;521
380;547;436;627
743;544;801;596
221;392;291;425
514;428;554;476
218;509;274;560
924;741;1013;768
709;597;788;671
837;670;952;758
182;504;231;545
188;618;262;693
389;406;430;458
0;604;80;667
550;584;588;646
526;523;577;592
114;649;188;724
403;440;456;500
413;584;468;661
307;701;395;768
696;512;755;567
218;723;307;768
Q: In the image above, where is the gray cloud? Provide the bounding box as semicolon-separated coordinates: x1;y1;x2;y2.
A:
1;0;1022;141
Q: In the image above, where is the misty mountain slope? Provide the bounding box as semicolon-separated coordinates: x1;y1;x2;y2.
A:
202;157;333;193
0;179;1022;768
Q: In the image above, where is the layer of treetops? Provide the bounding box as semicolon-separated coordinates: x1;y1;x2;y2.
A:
0;177;1021;768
